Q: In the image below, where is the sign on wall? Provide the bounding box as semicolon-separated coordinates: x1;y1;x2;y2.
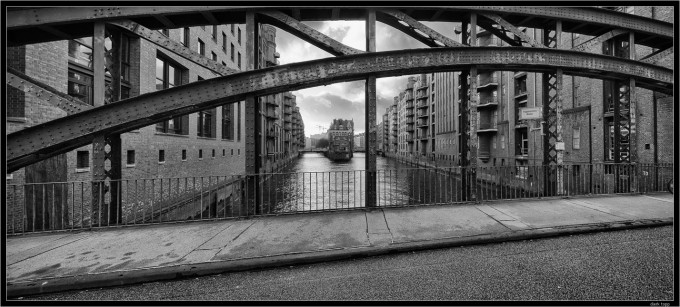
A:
519;107;542;120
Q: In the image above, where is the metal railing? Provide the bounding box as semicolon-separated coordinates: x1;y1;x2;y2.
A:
6;163;672;234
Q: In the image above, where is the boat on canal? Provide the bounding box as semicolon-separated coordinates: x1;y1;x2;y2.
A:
325;119;354;162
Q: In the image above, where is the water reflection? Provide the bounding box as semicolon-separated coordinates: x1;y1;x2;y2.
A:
261;153;473;212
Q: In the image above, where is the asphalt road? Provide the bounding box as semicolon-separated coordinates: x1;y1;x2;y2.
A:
18;225;675;302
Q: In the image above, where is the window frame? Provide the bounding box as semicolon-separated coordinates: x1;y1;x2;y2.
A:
198;39;205;56
126;150;136;166
180;27;190;47
222;103;235;140
155;55;188;134
76;150;90;170
572;127;581;150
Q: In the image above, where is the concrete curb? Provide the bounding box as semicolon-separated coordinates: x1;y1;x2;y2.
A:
6;218;673;298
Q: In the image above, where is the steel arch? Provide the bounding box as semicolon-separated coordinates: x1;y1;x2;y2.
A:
6;7;672;50
7;46;672;172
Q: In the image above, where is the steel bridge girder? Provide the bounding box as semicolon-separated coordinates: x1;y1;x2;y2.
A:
259;11;363;56
6;47;673;172
378;10;466;48
8;7;672;50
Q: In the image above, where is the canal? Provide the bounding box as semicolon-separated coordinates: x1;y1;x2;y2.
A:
260;152;493;213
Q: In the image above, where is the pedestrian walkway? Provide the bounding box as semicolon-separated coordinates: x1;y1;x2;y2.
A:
5;193;675;297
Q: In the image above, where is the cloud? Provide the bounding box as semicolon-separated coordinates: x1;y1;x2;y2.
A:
327;26;352;42
273;19;462;136
297;91;367;135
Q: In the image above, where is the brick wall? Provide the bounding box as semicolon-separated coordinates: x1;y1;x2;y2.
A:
6;41;69;232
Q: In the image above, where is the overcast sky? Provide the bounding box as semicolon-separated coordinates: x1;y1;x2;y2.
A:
274;21;458;136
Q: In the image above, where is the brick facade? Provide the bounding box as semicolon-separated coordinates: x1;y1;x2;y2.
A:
6;22;305;232
378;5;674;179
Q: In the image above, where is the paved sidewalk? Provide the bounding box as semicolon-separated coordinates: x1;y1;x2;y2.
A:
5;193;675;297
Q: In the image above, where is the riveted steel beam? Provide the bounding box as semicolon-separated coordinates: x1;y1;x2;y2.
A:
7;7;228;29
6;67;94;115
479;13;543;47
245;11;260;215
455;7;673;39
430;10;444;21
365;9;377;208
291;8;301;20
572;29;628;52
7;47;673;171
259;11;363;56
37;25;74;40
542;20;564;195
378;10;465;47
640;46;673;64
459;13;478;202
200;11;219;25
476;21;521;47
154;15;176;28
8;7;672;44
109;20;238;76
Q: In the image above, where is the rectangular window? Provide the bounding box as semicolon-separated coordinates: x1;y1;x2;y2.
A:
212;149;216;158
158;150;165;163
68;38;94;68
604;119;614;161
515;160;528;179
155;56;188;134
211;51;217;61
120;35;131;84
182;149;187;161
515;75;527;96
199;149;203;159
211;25;217;41
76;151;89;169
238;28;241;44
231;149;234;155
126;150;135;166
573;127;581;150
197;108;215;138
198;39;205;56
230;43;235;62
603;80;616;113
222;149;226;156
180;27;190;47
222;103;235;140
238;52;241;69
516;129;528;156
68;69;94;105
222;32;227;52
68;35;130;105
231;24;235;34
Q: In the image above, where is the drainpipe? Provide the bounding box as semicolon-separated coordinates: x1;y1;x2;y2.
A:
651;7;660;191
589;105;593;194
653;92;658;190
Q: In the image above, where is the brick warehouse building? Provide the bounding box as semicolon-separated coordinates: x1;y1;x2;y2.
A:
7;22;305;231
379;6;673;193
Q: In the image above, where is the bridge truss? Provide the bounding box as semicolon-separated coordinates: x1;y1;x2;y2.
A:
6;6;674;210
